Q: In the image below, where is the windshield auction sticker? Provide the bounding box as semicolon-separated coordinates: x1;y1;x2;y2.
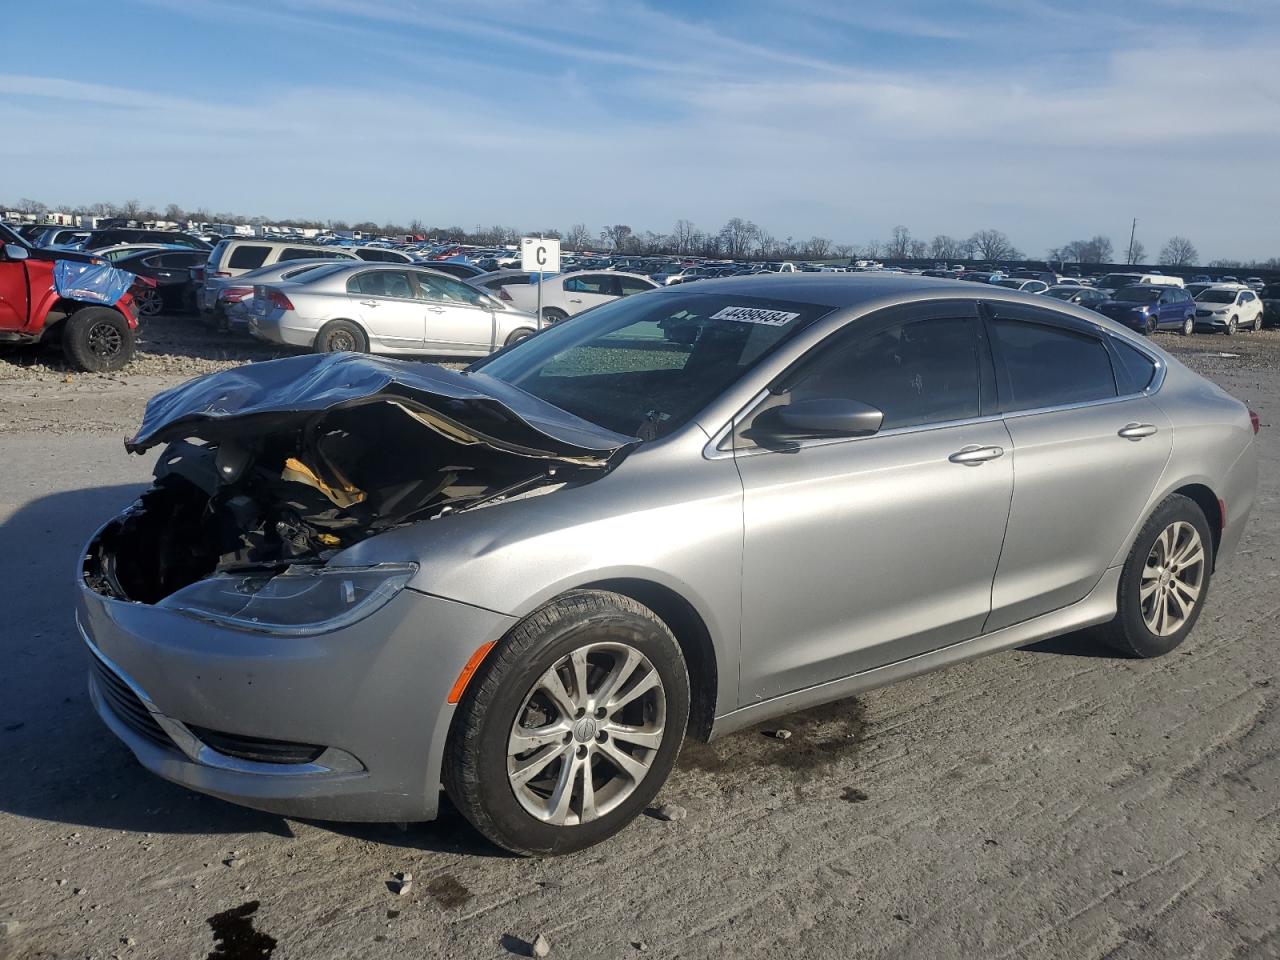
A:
710;306;801;326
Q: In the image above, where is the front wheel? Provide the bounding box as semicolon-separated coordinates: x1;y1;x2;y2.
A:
62;307;135;372
1181;314;1195;336
1143;315;1156;336
1098;493;1213;658
443;590;690;856
1225;315;1238;336
504;328;535;347
541;307;568;325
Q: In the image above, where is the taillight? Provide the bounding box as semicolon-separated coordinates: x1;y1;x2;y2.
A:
1248;407;1261;434
218;286;252;303
267;289;294;311
497;287;513;302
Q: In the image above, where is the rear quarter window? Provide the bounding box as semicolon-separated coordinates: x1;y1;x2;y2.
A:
1111;339;1157;393
228;245;270;269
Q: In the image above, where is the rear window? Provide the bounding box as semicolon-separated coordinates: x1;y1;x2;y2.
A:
228;245;270;270
991;319;1117;412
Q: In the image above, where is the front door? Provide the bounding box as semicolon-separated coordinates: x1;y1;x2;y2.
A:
0;257;29;332
560;274;619;316
983;304;1173;630
414;271;496;352
735;302;1014;704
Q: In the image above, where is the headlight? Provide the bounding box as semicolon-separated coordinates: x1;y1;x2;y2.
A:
158;563;418;635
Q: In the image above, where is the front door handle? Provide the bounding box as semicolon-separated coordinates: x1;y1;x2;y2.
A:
568;298;582;303
359;299;379;307
1118;422;1158;440
949;444;1004;465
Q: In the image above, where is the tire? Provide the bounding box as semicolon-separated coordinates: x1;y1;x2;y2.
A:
443;590;690;856
541;308;568;325
313;319;368;354
1225;315;1237;336
1097;493;1213;658
1253;312;1263;332
1181;314;1195;336
62;307;135;372
1143;315;1156;336
135;287;165;317
504;328;535;347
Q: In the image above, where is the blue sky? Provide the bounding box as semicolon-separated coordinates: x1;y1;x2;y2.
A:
3;0;1278;260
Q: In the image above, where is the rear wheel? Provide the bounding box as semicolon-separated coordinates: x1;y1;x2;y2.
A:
1181;314;1195;336
1098;494;1213;658
444;590;690;856
313;319;368;353
541;307;568;325
504;328;535;347
62;307;135;372
1253;312;1263;332
135;287;165;317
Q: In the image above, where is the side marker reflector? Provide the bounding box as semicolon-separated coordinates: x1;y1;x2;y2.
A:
447;641;497;704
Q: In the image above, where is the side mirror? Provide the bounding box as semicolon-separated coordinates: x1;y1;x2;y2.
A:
3;243;29;261
751;398;884;441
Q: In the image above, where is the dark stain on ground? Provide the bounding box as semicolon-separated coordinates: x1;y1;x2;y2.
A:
206;900;276;959
425;874;473;909
678;696;868;781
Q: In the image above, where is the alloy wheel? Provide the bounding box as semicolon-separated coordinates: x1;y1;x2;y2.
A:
507;642;666;826
86;321;124;360
1182;315;1194;336
1140;521;1205;637
137;289;164;317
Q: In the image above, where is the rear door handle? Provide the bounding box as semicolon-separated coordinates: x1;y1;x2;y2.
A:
359;299;379;307
568;298;582;303
427;306;445;314
1118;422;1158;440
949;444;1004;465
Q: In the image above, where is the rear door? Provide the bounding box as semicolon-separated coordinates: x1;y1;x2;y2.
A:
345;269;425;351
983;303;1172;631
561;273;619;315
414;271;495;352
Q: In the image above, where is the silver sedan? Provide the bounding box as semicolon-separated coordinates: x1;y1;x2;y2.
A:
79;274;1257;855
247;261;540;356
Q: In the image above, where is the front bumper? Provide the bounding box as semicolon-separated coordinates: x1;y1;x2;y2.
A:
77;578;516;821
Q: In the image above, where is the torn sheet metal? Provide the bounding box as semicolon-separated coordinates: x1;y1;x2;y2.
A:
125;352;637;465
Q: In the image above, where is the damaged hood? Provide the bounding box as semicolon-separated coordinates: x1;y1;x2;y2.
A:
126;353;636;465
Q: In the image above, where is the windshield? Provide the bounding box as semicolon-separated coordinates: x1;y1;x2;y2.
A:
1196;289;1237;304
1100;274;1140;288
473;292;833;439
1113;287;1160;302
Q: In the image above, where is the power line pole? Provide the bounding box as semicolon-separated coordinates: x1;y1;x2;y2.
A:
1126;218;1138;266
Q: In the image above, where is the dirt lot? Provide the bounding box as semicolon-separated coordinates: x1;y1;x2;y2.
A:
1;315;1278;960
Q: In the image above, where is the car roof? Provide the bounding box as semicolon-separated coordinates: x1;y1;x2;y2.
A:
654;272;980;306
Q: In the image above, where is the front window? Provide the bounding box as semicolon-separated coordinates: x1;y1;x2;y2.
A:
1113;288;1160;302
1195;290;1237;304
473;293;833;439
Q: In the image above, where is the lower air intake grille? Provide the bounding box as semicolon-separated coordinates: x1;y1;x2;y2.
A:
89;655;172;749
187;725;325;765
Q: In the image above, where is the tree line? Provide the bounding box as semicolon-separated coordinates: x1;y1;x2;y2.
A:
6;197;1276;270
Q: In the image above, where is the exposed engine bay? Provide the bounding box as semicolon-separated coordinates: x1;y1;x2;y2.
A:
83;354;635;604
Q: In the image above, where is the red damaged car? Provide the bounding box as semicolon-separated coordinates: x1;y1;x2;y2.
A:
0;225;141;371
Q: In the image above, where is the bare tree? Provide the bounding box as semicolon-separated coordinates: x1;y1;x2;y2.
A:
885;225;913;259
671;219;698;255
1051;235;1113;264
969;228;1018;262
1158;236;1198;267
862;239;881;259
803;236;832;258
1126;238;1146;265
163;203;185;223
909;239;928;259
834;243;854;258
754;230;776;258
563;223;592;251
719;218;760;258
601;224;633;251
121;199;143;221
16;198;47;216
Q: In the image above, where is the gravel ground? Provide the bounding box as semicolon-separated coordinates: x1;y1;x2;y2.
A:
1;317;1278;960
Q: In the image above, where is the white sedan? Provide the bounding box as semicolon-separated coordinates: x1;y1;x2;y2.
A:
505;271;659;324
